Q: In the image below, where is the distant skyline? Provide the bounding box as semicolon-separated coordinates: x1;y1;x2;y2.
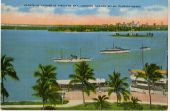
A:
1;0;168;25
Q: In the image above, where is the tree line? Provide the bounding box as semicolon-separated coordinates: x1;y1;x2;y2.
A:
1;25;168;32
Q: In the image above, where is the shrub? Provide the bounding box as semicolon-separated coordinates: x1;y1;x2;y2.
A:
43;106;56;110
122;102;143;110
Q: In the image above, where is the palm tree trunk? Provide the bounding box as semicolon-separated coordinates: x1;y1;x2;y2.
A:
2;89;4;103
148;82;152;109
42;99;45;109
82;89;85;105
116;94;118;106
81;83;85;105
1;78;4;103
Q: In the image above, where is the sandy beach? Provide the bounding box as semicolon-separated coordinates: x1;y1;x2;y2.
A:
65;91;168;105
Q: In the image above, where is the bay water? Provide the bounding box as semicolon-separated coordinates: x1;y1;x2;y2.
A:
1;30;167;101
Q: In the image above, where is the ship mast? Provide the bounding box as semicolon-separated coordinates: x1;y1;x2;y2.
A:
113;40;114;48
141;42;144;66
61;49;63;58
80;48;81;58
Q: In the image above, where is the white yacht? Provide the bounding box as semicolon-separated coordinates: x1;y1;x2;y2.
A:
100;43;130;54
53;49;91;63
140;46;151;51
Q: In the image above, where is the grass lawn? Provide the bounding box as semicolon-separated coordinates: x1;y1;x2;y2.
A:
2;102;167;110
2;108;41;110
56;102;167;110
2;101;42;105
1;100;68;105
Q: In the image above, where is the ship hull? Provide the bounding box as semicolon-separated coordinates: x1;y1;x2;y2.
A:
53;58;91;63
100;50;130;54
141;48;151;51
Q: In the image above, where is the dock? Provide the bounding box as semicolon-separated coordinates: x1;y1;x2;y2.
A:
129;69;168;95
57;78;106;90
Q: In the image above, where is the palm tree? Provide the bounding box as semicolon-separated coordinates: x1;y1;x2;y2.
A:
32;64;60;109
107;70;130;105
1;55;19;103
137;63;163;109
69;61;96;104
131;96;141;108
93;95;109;110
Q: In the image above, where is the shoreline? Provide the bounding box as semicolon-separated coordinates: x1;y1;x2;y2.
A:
1;29;168;32
1;24;168;32
1;29;168;34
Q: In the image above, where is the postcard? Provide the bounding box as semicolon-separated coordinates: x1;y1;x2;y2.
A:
1;0;168;110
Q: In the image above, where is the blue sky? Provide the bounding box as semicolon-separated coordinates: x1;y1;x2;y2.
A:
1;0;168;25
2;0;168;16
2;0;167;6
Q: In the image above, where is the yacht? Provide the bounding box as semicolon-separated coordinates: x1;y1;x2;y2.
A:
100;43;130;54
140;46;151;51
53;49;91;63
53;57;91;63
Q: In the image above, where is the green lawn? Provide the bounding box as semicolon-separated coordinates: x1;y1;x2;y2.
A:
56;102;167;110
2;102;167;110
2;100;68;105
2;108;41;110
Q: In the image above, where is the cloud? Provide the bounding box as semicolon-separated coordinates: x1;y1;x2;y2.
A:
119;5;167;18
1;3;167;25
97;7;110;16
63;7;94;12
29;6;56;14
1;3;19;13
62;7;95;15
144;5;166;11
1;3;56;14
119;8;129;13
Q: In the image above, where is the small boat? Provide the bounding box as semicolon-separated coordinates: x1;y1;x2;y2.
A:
100;43;130;54
140;46;151;51
53;57;91;63
53;49;91;63
100;48;130;54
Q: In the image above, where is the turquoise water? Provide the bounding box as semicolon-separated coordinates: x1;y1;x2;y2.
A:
1;30;167;101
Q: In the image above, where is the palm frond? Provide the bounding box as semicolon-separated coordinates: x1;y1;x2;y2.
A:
32;64;60;104
69;61;96;104
108;89;114;96
107;70;130;103
1;55;19;80
1;83;9;97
